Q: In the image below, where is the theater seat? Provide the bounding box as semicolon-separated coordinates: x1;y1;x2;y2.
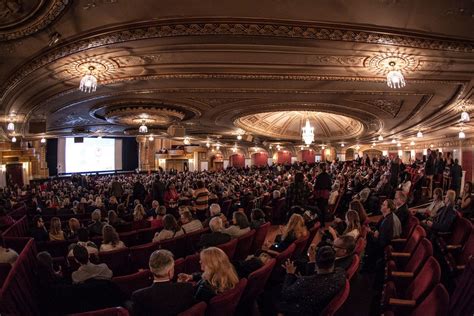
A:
216;238;238;260
436;216;472;253
386;238;432;282
184;253;201;274
99;247;131;276
250;222;270;254
234;230;256;261
177;302;207;316
68;306;129;316
112;270;153;298
445;231;474;273
346;254;360;280
159;234;188;259
383;284;449;316
268;243;296;283
129;242;160;270
354;238;366;256
321;278;350;316
185;227;209;254
291;234;310;259
207;278;247;316
385;225;425;259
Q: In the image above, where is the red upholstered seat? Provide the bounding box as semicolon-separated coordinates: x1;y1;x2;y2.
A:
321;278;350;316
184;253;201;274
250;222;270;254
119;231;139;248
438;216;472;249
382;256;441;313
159;234;188;259
129;242;160;270
99;247;131;276
173;257;185;278
303;222;321;254
0;263;11;287
346;254;360;280
401;216;420;238
292;234;310;259
386;225;425;258
269;243;296;282
220;199;232;218
112;269;153;298
266;198;286;224
446;231;474;272
37;239;73;257
354;238;366;255
136;227;159;245
68;306;130;316
386;238;432;281
238;258;276;313
177;302;207;316
383;284;449;316
207;278;247;316
185;227;209;254
234;229;256;261
216;238;238;260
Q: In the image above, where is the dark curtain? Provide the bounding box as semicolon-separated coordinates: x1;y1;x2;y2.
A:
122;138;138;171
46;138;58;176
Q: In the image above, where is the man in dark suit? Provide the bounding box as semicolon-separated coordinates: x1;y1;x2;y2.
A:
394;190;410;227
131;250;195;316
198;217;231;248
152;175;166;205
109;177;123;200
450;159;463;198
423;189;457;234
313;162;332;227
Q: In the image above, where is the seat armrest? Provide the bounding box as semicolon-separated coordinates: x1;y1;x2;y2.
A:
388;298;416;307
391;252;410;257
446;244;462;250
437;232;452;236
456;265;466;271
391;238;407;243
391;271;414;278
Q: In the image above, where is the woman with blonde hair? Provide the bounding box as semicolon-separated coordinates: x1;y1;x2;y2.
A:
132;203;148;229
66;217;81;240
265;213;308;254
49;217;65;241
178;247;239;302
100;224;125;252
343;210;361;239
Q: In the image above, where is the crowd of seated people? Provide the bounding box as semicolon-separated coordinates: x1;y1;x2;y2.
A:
0;150;472;315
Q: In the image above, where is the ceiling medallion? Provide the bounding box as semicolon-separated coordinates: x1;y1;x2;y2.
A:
104;106;186;127
365;52;420;76
66;58;118;82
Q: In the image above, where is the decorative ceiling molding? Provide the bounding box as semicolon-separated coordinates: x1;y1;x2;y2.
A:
0;0;69;41
1;17;473;101
353;99;403;117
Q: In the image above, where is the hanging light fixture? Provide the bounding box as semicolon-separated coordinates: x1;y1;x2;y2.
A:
269;145;273;149
460;104;470;122
236;134;242;140
300;145;304;150
410;141;415;146
417;130;423;138
232;143;238;152
7;121;14;131
391;139;396;144
355;144;360;150
148;135;154;141
40;137;46;144
206;141;210;148
216;143;220;150
341;143;345;147
79;66;98;93
11;136;16;143
397;142;401;147
459;127;466;139
386;61;406;89
430;144;434;148
372;142;376;147
378;135;383;141
138;120;148;133
301;118;314;145
276;144;281;150
321;145;326;150
183;137;190;145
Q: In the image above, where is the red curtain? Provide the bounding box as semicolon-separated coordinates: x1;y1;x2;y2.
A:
301;150;315;163
252;153;268;166
230;154;245;168
276;151;291;164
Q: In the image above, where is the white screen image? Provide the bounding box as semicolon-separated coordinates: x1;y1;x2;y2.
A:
65;138;116;173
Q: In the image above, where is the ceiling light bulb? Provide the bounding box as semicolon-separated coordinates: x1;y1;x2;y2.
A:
11;136;16;143
148;135;154;141
183;137;190;145
300;146;304;150
391;139;396;144
321;145;326;150
341;143;345;147
216;144;220;150
276;145;281;150
397;142;401;147
206;142;210;148
430;144;434;148
410;141;415;145
417;131;423;138
139;121;148;133
461;110;470;122
269;145;273;149
97;135;102;139
372;142;376;146
386;70;406;89
237;135;242;140
79;66;98;93
378;135;383;141
41;137;46;143
7;122;14;131
459;130;466;139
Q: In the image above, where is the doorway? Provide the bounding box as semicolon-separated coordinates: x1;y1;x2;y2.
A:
6;163;23;187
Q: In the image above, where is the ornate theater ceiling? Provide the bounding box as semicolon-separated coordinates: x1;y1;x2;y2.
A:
0;0;473;148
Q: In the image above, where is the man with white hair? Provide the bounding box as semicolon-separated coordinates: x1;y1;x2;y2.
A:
131;250;195;316
203;203;227;227
198;217;231;248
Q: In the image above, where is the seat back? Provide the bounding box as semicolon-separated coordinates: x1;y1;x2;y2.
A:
69;306;130;316
412;284;449;316
159;234;187;259
129;242;160;270
112;269;153;298
303;222;320;254
447;217;472;246
459;231;474;264
184;253;201;274
177;302;207;316
119;231;139;248
234;230;256;261
207;279;247;316
405;238;433;275
292;235;310;259
37;239;73;257
272;198;287;224
221;199;232;218
321;278;350;316
250;222;270;254
270;243;296;281
136;227;159;245
402;216;420;238
216;238;238;260
354;238;366;255
99;247;131;276
185;227;209;254
406;256;441;302
173;258;185;278
346;254;360;280
403;225;425;253
240;259;276;305
0;263;11;287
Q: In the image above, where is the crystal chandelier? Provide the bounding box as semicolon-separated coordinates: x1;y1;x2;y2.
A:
301;119;314;145
417;130;423;138
40;137;46;144
79;66;98;93
7;122;14;131
386;62;405;89
461;106;470;122
138;120;148;133
183;137;190;145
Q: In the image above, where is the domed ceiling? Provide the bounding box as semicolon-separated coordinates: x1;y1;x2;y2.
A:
236;111;364;141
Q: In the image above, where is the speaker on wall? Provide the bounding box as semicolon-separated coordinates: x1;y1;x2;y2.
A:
167;125;185;137
243;134;253;142
28;121;46;134
74;137;84;143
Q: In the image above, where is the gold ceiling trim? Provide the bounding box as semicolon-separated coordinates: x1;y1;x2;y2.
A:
1;18;473;101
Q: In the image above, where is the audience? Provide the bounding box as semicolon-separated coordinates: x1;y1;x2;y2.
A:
198;217;231;248
153;214;184;242
203;203;227;228
180;209;203;233
131;250;195;316
30;215;49;242
394;191;410;227
88;210;105;237
0;206;14;230
48;217;65;241
0;235;18;265
223;211;251;238
100;225;126;252
422;189;457;233
250;208;266;229
266;213;307;254
68;228;99;257
66;218;81;240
